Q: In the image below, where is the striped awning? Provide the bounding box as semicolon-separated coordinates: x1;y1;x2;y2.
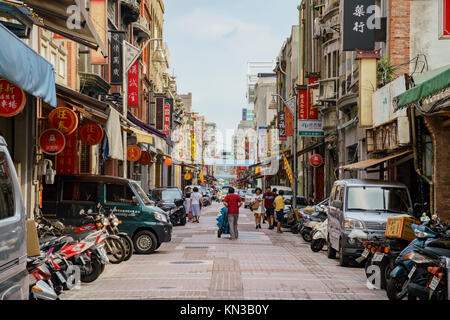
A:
340;150;413;171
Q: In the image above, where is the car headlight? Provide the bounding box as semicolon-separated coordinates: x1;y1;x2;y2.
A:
344;218;365;230
154;212;168;223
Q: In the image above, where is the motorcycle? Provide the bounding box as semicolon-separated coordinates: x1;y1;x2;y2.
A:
386;215;445;300
27;254;60;300
107;207;134;262
310;219;328;252
300;210;327;242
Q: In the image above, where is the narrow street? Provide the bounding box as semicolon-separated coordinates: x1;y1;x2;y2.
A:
62;203;386;300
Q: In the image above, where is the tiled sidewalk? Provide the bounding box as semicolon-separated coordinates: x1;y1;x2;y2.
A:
62;203;387;300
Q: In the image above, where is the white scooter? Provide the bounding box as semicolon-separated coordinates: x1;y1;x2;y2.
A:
310;219;328;252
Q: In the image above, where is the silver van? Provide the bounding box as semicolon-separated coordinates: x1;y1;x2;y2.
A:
0;136;28;299
327;179;413;267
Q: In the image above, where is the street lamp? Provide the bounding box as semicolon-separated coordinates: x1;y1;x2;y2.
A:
122;37;163;178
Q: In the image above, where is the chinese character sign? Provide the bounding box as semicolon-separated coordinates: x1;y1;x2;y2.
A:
40;129;66;155
79;122;104;146
163;102;171;136
127;145;142;162
155;97;164;131
48;107;79;136
307;77;319;120
56;132;78;175
285;108;293;136
443;0;450;37
298;88;308;120
110;31;124;85
278;110;286;141
0;79;26;117
128;60;140;107
343;0;376;51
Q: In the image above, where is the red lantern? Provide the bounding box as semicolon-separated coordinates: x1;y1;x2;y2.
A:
127;145;141;162
79;122;104;146
164;157;173;166
48;107;79;135
0;79;26;117
39;129;66;155
310;154;323;167
138;151;152;165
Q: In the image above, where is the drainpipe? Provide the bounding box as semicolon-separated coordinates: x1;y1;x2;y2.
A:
410;106;434;216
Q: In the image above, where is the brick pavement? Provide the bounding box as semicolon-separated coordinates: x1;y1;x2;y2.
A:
61;203;387;300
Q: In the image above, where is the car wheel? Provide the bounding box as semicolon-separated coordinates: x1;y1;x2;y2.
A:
133;230;158;254
338;238;350;267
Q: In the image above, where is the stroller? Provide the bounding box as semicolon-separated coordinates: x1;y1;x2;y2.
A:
216;206;230;238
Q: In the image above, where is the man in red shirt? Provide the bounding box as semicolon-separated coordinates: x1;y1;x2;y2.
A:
223;187;243;240
263;186;277;230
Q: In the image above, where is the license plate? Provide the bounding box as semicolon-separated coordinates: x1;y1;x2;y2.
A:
361;248;369;258
372;252;385;263
408;266;416;279
56;271;66;284
429;276;440;291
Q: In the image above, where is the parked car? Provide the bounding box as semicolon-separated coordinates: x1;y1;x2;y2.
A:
41;175;173;254
0;136;29;300
244;188;255;208
148;188;187;226
327;179;413;267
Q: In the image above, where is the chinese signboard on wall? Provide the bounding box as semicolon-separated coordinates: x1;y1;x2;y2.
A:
48;107;79;136
278;110;286;141
127;60;139;107
79;122;104;146
441;0;450;38
155;96;164;131
40;129;66;155
110;31;124;85
343;0;376;51
258;127;268;158
56;132;78;175
0;79;26;117
163;102;171;136
298;83;324;137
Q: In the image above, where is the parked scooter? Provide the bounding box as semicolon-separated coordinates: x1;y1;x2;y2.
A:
107;207;134;261
27;254;60;300
300;210;327;242
310;219;328;252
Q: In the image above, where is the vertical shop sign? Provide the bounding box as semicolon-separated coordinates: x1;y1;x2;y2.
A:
165;98;174;129
441;0;450;38
343;0;376;51
190;130;195;160
110;31;124;85
127;60;139;107
298;88;308;120
155;96;164;130
56;131;78;175
258;127;268;158
285;107;293;136
90;0;107;64
163;102;171;136
307;77;319;120
278;110;287;141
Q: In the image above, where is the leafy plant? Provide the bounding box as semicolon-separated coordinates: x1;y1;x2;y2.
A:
378;56;396;86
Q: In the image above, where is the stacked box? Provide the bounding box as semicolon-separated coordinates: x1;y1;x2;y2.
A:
385;214;419;241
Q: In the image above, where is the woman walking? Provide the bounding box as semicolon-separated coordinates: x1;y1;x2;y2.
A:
184;192;193;223
252;188;264;229
190;187;203;223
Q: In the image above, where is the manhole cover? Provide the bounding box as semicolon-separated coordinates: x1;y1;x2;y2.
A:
170;261;205;265
184;246;209;249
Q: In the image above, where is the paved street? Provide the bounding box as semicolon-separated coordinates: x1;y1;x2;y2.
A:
62;203;387;300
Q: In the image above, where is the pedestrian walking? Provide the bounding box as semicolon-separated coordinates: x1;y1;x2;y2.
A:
223;187;242;240
184;192;193;222
262;186;276;230
274;190;285;233
251;188;264;229
190;187;203;223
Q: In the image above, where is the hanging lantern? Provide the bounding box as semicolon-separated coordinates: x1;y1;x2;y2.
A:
164;157;173;166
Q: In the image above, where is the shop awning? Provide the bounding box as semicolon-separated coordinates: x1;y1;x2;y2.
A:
22;0;106;54
0;23;56;106
394;66;450;110
56;84;108;113
340;150;413;171
129;127;154;145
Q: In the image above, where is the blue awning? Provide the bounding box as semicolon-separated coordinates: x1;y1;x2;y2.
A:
0;23;56;107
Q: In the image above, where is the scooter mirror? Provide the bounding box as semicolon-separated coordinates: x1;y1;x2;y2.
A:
79;209;85;215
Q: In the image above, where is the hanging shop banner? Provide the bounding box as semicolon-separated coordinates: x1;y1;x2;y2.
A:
258;127;268;158
0;79;26;117
127;60;139;107
110;31;125;85
190;130;195;160
165;98;174;129
79;122;104;146
163;101;171;136
90;0;107;64
310;154;324;167
442;0;450;38
138;151;152;166
56;132;78;175
285;107;293;136
343;0;376;51
282;152;294;187
278;110;287;141
298;88;308;120
299;120;324;137
155;96;165;131
127;145;142;162
307;77;319;120
48;107;79;135
40;129;66;155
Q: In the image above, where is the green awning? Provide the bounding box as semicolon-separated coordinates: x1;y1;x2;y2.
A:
394;66;450;110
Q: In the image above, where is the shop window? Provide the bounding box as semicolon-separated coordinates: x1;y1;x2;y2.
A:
0;151;15;220
106;183;135;204
63;182;98;203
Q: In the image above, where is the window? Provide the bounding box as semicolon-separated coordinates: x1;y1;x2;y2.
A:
63;182;98;202
0;151;15;220
346;187;410;213
106;183;135;204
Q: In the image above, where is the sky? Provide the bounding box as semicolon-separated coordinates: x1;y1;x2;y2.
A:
163;0;300;147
